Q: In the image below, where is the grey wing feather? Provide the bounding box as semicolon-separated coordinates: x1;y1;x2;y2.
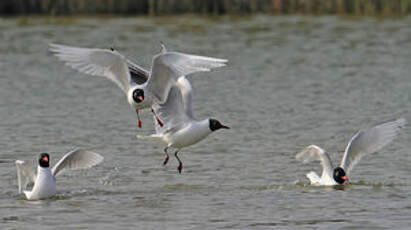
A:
296;145;334;177
152;84;188;134
176;76;194;119
151;76;195;134
49;43;133;93
127;60;149;85
340;118;406;174
148;51;227;104
52;149;104;177
15;160;36;194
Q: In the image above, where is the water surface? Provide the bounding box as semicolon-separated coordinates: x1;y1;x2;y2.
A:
0;15;411;229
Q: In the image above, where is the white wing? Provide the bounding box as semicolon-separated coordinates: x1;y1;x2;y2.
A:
152;76;196;134
176;76;194;119
306;171;321;184
49;43;139;93
51;149;104;177
152;84;188;134
340;118;406;174
296;145;334;178
148;51;227;103
15;160;36;194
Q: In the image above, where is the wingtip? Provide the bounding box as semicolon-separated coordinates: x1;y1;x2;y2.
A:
295;149;305;160
215;63;227;68
295;145;323;163
295;153;308;163
15;160;25;164
48;43;64;51
84;150;104;165
136;134;147;140
96;153;104;163
376;117;407;128
396;117;407;127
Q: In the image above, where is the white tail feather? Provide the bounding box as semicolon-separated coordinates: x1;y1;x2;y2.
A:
136;134;166;145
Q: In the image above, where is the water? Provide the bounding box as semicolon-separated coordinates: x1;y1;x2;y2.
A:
0;15;411;229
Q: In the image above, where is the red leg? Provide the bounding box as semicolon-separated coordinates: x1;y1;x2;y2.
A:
151;108;164;127
136;109;142;128
163;147;169;165
174;150;182;174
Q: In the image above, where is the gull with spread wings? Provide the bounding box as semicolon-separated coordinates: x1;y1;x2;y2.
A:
50;44;227;128
137;77;229;173
15;149;103;200
296;118;406;185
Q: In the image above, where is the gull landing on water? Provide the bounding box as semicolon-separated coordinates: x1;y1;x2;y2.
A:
50;43;227;129
296;118;406;186
137;77;229;173
15;149;103;200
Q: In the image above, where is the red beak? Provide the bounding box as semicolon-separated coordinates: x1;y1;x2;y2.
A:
138;96;143;101
43;157;48;162
342;176;349;181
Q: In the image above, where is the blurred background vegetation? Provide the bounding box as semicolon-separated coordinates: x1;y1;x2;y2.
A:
0;0;410;16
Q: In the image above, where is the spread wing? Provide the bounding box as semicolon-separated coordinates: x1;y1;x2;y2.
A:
296;145;334;178
50;43;142;93
127;59;149;85
148;50;227;104
152;86;188;134
15;160;36;194
51;149;104;177
176;76;194;119
340;118;406;175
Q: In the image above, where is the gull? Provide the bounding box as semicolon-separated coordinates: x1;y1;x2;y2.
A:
15;149;103;200
49;43;227;128
137;76;230;173
296;118;406;186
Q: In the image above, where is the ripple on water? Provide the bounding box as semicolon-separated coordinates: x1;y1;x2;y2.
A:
0;15;411;229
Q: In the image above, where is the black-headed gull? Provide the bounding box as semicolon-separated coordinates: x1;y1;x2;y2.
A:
137;77;229;173
49;44;227;128
296;118;406;186
15;149;103;200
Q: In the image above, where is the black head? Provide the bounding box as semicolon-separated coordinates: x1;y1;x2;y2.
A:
333;167;349;184
132;89;144;103
38;153;50;168
209;119;230;132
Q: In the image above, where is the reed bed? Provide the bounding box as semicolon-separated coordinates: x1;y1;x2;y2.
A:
1;0;410;16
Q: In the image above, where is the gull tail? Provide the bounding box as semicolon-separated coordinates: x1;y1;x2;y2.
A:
306;171;321;184
136;134;166;145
